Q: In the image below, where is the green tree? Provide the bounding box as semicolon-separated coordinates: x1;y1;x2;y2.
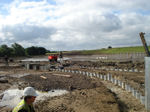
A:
11;43;25;56
25;46;37;55
108;46;112;49
0;44;13;57
37;47;46;55
26;46;46;55
0;44;13;56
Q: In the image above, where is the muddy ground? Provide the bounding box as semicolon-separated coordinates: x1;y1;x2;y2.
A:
69;60;144;70
65;60;145;95
0;70;120;112
35;87;120;112
0;56;146;112
65;66;145;95
20;73;101;91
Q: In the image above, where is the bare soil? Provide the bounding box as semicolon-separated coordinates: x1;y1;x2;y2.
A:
35;86;120;112
20;72;101;91
102;81;146;112
0;57;146;112
65;61;145;95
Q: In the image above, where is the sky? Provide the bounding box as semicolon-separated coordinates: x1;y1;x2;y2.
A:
0;0;150;51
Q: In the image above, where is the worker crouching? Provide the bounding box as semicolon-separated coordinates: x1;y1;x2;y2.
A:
12;87;38;112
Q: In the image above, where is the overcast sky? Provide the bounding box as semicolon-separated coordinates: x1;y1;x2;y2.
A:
0;0;150;50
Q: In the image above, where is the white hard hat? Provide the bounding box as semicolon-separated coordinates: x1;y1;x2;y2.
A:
23;87;38;97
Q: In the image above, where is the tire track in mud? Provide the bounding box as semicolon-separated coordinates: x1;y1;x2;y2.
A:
101;80;146;112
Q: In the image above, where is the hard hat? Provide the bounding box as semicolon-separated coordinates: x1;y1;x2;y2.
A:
23;87;38;97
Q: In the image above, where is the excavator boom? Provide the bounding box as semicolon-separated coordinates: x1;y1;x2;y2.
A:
139;32;150;57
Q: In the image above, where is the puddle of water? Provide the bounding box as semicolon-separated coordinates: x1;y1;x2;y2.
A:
21;58;49;62
0;89;22;108
0;89;68;108
36;90;68;101
11;73;30;78
0;71;5;73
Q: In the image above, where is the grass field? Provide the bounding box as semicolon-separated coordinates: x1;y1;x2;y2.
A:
63;46;149;55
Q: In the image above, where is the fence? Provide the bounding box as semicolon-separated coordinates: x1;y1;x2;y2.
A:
78;66;144;73
96;52;146;61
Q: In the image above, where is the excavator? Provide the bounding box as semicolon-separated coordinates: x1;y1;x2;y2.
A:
139;32;150;57
48;52;64;69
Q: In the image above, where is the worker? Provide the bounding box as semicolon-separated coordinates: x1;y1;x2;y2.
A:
12;87;38;112
59;51;63;64
4;55;9;66
59;51;63;59
54;54;58;62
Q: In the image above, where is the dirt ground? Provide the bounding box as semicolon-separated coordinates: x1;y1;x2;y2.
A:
0;70;120;112
102;80;146;112
68;60;144;70
65;61;145;95
20;72;101;91
0;56;146;112
35;87;120;112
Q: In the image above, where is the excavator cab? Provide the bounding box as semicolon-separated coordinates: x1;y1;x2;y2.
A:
48;55;58;62
48;52;64;69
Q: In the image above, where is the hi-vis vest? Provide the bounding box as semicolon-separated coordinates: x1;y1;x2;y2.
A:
12;100;34;112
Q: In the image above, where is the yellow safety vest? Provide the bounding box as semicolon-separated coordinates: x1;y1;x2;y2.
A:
12;100;34;112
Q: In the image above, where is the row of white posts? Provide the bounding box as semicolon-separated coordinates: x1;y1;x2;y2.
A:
61;57;150;111
78;66;144;73
50;68;145;107
25;63;144;73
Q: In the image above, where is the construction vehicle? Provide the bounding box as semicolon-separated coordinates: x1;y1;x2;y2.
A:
139;32;150;57
48;55;58;62
48;52;64;69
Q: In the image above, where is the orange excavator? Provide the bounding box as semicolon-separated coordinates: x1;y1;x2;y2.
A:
48;55;58;62
48;52;64;69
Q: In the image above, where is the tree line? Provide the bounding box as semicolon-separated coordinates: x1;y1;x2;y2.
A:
0;43;50;57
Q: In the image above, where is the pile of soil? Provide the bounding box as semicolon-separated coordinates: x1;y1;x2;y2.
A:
35;86;120;112
20;73;101;91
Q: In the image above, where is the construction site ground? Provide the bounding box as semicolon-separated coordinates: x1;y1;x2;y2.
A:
0;56;146;112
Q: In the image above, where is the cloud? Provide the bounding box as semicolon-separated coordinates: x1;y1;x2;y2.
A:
0;0;150;50
1;24;56;41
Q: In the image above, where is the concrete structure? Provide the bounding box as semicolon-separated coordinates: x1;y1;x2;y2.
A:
145;57;150;110
25;63;43;70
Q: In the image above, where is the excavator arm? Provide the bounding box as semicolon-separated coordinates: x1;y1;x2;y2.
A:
139;32;150;57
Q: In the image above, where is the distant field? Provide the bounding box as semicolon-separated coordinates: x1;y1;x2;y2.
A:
63;46;149;55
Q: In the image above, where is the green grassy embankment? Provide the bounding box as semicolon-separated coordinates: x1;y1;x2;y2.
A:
63;46;149;55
